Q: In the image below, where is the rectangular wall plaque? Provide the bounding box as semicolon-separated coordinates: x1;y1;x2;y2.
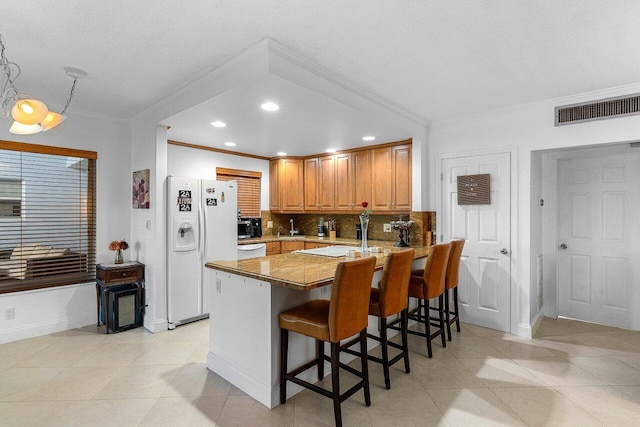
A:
457;174;490;205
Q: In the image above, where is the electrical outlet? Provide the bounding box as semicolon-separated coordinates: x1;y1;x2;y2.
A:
267;221;273;228
5;307;15;320
146;220;151;230
383;223;392;232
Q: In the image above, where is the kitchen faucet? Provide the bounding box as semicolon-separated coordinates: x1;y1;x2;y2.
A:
289;218;297;236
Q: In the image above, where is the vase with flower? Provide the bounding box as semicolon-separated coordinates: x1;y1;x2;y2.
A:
359;202;372;253
109;239;129;264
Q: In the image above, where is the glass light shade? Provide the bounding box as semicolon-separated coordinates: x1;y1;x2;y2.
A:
41;111;67;132
9;121;42;135
11;98;49;125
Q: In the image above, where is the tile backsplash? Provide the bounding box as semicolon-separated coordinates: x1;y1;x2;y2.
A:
262;211;435;246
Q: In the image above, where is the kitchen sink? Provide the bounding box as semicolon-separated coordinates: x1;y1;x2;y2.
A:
279;235;305;240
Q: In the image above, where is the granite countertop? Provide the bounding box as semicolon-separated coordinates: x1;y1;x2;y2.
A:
237;235;391;246
205;244;430;291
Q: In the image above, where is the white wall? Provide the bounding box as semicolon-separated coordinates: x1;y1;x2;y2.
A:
427;83;640;336
0;113;131;344
167;144;270;211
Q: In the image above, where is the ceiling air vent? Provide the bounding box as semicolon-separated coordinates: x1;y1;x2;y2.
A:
555;93;640;126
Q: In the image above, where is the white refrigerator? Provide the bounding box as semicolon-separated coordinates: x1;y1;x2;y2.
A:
166;176;237;329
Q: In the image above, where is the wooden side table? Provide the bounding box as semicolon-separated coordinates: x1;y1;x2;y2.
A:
96;262;145;333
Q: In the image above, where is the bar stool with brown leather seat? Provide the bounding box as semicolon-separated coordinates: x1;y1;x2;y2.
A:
342;248;415;390
279;256;376;427
444;239;465;341
406;243;451;358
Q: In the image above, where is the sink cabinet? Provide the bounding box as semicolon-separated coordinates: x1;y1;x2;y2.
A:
265;241;281;256
281;241;304;253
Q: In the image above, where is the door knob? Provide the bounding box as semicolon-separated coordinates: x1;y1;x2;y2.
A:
560;243;568;249
500;248;509;255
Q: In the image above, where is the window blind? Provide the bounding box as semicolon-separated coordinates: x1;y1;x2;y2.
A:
0;141;97;293
216;167;261;218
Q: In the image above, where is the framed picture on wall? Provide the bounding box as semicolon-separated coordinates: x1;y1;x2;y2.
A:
132;169;150;209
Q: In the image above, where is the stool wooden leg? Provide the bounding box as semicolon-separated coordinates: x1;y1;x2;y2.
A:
280;328;289;404
401;309;410;373
359;330;371;406
317;339;324;380
454;287;461;332
439;294;446;348
445;289;452;341
424;299;433;358
379;317;390;390
331;342;342;427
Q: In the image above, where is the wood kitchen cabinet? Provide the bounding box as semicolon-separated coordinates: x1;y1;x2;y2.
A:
265;241;281;256
371;144;411;213
269;158;304;213
281;241;304;253
304;155;335;211
304;242;333;250
335;150;371;211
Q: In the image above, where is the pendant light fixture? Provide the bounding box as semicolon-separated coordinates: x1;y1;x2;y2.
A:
0;33;87;135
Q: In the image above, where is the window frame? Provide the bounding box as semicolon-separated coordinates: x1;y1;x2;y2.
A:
0;140;97;294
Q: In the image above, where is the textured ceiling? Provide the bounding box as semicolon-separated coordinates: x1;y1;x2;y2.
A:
2;1;639;126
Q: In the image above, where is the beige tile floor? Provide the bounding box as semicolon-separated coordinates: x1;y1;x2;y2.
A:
2;317;640;426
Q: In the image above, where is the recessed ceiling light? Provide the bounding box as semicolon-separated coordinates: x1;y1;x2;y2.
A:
211;121;227;127
326;148;337;153
224;142;236;147
362;136;375;141
261;102;280;112
276;152;287;156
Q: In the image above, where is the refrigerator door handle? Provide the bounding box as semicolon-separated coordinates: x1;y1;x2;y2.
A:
202;205;207;259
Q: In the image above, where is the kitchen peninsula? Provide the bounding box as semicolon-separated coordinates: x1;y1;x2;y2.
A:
204;241;429;408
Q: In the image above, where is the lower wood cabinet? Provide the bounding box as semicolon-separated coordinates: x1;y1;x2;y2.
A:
281;241;304;253
266;241;281;256
304;242;333;250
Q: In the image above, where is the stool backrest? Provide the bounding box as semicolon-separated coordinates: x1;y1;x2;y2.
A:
446;239;465;290
421;243;451;299
329;256;377;342
378;248;415;317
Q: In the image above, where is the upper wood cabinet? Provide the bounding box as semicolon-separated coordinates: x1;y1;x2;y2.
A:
270;141;411;214
335;151;371;212
371;144;411;213
269;158;304;213
304;155;335;211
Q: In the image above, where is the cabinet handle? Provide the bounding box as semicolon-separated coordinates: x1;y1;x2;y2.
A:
120;272;127;277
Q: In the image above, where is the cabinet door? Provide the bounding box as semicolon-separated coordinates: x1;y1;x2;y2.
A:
318;156;335;210
392;145;412;211
269;160;280;211
353;150;372;211
371;147;393;212
304;158;320;211
280;159;304;212
265;241;281;256
335;153;354;211
304;242;333;249
305;156;335;211
281;241;304;253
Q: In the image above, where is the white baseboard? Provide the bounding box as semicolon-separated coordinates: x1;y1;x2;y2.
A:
144;318;168;333
530;310;545;338
514;311;545;339
0;313;95;344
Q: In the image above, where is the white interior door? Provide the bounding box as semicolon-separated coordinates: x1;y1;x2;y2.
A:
441;152;511;332
557;153;640;329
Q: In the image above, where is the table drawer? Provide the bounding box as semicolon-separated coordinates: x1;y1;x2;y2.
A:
100;266;144;285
